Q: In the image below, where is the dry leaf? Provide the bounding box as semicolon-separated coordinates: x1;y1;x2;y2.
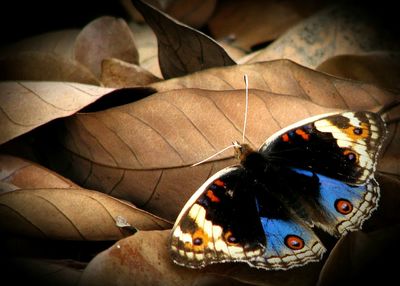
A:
0;29;79;58
317;174;400;285
0;51;99;84
150;60;396;109
0;81;115;144
79;229;323;286
131;0;235;79
316;52;400;90
0;154;80;190
0;187;171;240
363;174;400;230
74;16;139;78
49;86;397;220
208;0;325;51
101;58;161;87
241;4;400;68
129;22;162;78
318;225;400;285
124;0;217;29
0;17;139;82
379;113;400;180
163;0;216;29
218;41;247;62
0;258;84;286
78;230;202;286
0;30;99;84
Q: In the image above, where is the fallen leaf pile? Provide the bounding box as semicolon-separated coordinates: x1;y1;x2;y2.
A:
1;0;399;285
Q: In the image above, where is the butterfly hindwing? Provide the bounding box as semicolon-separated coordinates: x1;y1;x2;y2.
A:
170;166;326;270
258;111;386;235
289;168;380;235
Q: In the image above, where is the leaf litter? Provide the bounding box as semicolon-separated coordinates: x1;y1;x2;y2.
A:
0;0;399;285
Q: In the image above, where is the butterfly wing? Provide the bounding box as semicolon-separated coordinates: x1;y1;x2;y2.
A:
170;166;325;270
260;111;386;184
258;111;386;235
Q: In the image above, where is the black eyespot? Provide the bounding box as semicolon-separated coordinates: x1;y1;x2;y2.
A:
353;127;363;135
193;237;203;246
227;235;237;244
345;151;357;162
284;235;304;250
335;199;353;215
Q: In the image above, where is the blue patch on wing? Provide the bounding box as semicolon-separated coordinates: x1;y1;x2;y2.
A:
259;216;312;255
292;168;366;217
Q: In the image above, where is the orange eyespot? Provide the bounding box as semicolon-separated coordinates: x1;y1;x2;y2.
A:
192;229;208;248
284;235;304;250
343;122;369;139
335;199;353;215
282;133;290;142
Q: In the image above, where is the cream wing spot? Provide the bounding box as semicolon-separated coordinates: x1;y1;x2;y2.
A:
188;204;201;221
203;219;213;237
343;112;362;126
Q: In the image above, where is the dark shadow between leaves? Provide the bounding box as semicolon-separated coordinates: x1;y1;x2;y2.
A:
80;87;157;112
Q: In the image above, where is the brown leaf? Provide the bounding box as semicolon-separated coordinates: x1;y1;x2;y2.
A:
379;113;400;180
0;81;115;144
100;58;161;88
150;60;396;109
50;86;397;220
218;41;247;62
162;0;217;29
131;0;235;79
363;174;400;231
0;51;99;84
78;230;202;286
316;52;400;90
123;0;217;29
79;229;322;286
0;30;99;84
318;226;400;285
0;17;139;82
208;0;325;51
241;4;400;68
318;174;400;285
1;258;84;286
129;22;162;78
74;16;139;78
0;154;80;190
0;29;79;58
0;187;171;239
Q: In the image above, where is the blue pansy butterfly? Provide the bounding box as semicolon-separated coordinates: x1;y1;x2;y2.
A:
169;111;386;270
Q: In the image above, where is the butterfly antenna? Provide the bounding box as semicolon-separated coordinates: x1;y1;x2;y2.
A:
242;74;249;143
191;75;249;167
191;143;239;167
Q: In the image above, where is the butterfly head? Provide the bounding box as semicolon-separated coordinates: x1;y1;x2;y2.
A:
233;141;254;162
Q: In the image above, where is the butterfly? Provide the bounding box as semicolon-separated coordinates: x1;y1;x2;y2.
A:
169;111;386;270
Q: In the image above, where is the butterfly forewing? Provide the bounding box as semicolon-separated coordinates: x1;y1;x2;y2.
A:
260;111;386;185
170;166;326;270
170;166;266;268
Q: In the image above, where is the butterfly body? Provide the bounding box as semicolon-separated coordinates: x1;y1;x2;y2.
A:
170;111;386;270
